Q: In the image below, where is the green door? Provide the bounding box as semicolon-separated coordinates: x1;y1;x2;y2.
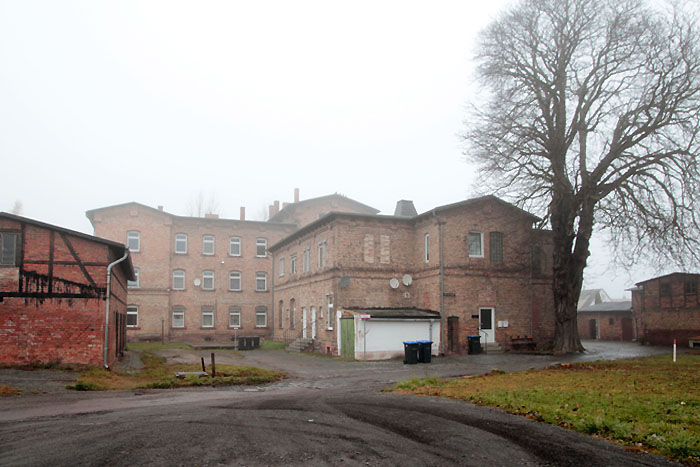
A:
340;318;355;359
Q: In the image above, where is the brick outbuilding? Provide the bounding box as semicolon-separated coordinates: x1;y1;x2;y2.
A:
632;272;700;346
0;212;135;367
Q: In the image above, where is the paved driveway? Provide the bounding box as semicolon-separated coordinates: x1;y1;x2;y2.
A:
0;342;677;466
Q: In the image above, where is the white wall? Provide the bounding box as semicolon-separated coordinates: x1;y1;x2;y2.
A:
354;318;440;360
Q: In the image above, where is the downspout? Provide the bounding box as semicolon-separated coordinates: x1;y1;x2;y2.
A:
105;249;129;369
433;211;445;355
270;251;275;338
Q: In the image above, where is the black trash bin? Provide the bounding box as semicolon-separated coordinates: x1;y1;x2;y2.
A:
403;341;419;364
252;336;260;349
238;336;250;350
417;340;433;363
468;335;482;354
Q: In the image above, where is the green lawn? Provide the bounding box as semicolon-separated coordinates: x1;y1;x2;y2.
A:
391;353;700;465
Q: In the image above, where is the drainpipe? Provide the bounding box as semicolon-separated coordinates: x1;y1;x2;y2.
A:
105;249;129;369
433;211;445;355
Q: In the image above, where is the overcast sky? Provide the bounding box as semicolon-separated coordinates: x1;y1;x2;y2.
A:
1;0;660;297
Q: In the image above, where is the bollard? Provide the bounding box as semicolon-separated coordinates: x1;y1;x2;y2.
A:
211;352;216;377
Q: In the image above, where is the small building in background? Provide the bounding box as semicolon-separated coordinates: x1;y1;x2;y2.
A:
577;301;635;341
0;212;134;366
632;272;700;346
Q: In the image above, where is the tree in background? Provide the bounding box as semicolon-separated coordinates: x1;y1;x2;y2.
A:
466;0;700;352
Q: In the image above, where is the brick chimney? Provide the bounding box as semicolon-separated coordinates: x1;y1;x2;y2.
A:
240;207;245;221
204;213;219;219
273;200;280;215
294;188;300;203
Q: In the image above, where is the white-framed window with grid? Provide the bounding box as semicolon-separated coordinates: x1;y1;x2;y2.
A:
175;234;187;254
228;271;241;291
256;272;267;291
126;305;138;328
127;230;140;252
172;306;185;328
202;270;215;290
172;270;185;290
228;306;241;328
201;306;214;328
229;237;241;256
203;235;215;255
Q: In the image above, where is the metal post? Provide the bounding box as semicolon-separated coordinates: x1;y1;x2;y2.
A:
211;352;216;377
161;319;164;344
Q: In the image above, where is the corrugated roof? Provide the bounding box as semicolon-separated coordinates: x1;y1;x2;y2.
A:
343;307;440;319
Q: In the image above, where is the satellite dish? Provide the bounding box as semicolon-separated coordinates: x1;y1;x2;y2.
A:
402;274;413;286
339;275;351;289
389;278;400;289
194;278;201;287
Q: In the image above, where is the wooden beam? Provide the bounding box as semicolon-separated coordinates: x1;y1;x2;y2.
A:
59;232;97;289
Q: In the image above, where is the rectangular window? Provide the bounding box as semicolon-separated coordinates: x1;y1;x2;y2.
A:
128;268;140;288
172;270;185;290
685;281;698;295
660;283;671;297
424;233;429;263
202;270;215;290
489;232;503;264
126;305;138;327
0;232;19;266
256;238;267;257
127;231;140;252
256;272;267;291
228;307;241;328
380;235;390;264
201;306;214;328
279;257;285;276
290;254;297;274
302;248;310;272
203;235;215;255
229;271;241;291
172;306;185;328
255;306;267;327
229;237;241;256
317;241;327;269
326;300;334;330
175;234;187;254
469;231;484;257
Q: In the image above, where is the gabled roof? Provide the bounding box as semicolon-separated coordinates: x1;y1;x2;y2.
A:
635;272;700;286
415;195;540;222
578;289;612;310
578;301;632;313
0;212;135;280
86;201;171;221
268;193;379;223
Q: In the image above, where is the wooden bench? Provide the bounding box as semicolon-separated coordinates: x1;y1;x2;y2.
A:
509;335;537;352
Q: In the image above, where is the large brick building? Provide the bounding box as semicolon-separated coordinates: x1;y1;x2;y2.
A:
86;191;378;341
0;212;135;366
632;272;700;345
270;196;555;356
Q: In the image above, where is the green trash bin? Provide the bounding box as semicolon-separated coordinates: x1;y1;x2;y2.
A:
417;340;433;363
403;341;419;364
468;335;482;354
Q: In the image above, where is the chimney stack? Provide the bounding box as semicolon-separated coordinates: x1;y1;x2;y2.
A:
240;207;246;221
268;205;274;219
294;188;300;203
394;200;418;217
204;213;219;219
157;205;163;211
273;200;280;216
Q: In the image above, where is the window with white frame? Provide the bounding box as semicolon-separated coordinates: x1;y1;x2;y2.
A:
128;268;140;288
424;233;429;263
0;232;19;266
229;237;241;256
127;231;140;252
256;238;267;257
228;306;241;328
302;247;310;272
202;270;215;290
201;306;214;328
326;305;333;330
256;272;267;291
290;254;297;274
317;240;327;269
255;306;267;327
172;306;185;328
279;257;285;276
172;270;185;290
126;305;138;327
203;235;215;255
469;231;484;257
228;271;241;291
175;234;187;254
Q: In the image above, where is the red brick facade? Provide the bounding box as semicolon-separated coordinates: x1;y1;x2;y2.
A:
0;213;134;366
270;196;555;354
632;273;700;345
86;193;374;341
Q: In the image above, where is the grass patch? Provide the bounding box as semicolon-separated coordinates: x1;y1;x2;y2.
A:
0;385;22;396
260;339;286;350
69;351;284;391
126;341;193;352
390;354;700;466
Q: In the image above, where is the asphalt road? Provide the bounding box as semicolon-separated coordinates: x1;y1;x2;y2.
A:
0;342;679;466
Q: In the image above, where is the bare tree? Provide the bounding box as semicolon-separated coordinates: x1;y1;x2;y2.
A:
187;191;220;217
466;0;700;353
10;200;23;215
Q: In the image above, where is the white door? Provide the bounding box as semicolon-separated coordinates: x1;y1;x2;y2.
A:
302;307;307;339
311;307;317;339
479;307;495;343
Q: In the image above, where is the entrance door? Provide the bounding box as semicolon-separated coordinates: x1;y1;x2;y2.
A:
447;316;460;353
302;307;308;339
311;307;317;339
589;319;598;339
479;307;495;343
621;317;634;341
340;318;355;359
